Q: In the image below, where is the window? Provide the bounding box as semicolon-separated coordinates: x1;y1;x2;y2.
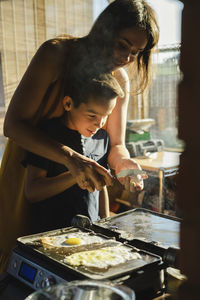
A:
93;0;107;20
147;0;184;150
149;44;183;150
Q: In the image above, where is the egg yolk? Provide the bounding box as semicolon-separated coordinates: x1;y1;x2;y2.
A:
65;237;82;245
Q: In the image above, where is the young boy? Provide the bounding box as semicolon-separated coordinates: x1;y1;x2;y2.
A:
22;71;124;234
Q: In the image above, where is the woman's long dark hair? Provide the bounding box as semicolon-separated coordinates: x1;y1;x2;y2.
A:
88;0;159;93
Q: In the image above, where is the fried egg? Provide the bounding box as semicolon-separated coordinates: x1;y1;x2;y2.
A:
64;246;142;269
41;232;106;248
65;238;82;245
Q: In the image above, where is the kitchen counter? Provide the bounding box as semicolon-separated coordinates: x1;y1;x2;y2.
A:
134;151;180;171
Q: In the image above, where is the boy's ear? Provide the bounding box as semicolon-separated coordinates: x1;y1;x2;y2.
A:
63;96;73;111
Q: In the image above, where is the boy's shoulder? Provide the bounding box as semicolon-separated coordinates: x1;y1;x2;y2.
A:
38;117;58;127
38;118;80;143
38;118;62;133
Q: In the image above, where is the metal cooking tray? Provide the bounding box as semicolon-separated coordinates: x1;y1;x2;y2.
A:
16;226;161;281
93;208;181;249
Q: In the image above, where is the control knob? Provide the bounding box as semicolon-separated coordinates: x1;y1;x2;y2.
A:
41;276;56;288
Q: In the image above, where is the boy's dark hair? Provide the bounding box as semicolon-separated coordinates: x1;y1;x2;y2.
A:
64;71;124;108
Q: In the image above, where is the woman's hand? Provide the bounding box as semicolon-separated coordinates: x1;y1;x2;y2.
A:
115;158;148;192
65;150;113;192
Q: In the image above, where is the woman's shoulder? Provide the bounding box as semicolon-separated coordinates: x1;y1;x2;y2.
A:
37;35;76;60
44;35;77;48
33;36;78;80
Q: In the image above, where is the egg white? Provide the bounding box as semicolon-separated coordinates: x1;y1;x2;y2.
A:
64;246;142;269
41;232;105;248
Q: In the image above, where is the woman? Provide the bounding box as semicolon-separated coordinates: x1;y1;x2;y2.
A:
0;0;159;271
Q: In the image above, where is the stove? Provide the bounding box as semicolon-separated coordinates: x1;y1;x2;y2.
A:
4;208;181;300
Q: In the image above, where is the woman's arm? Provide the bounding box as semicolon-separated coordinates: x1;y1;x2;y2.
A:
24;165;76;203
3;39;112;191
107;68;131;167
107;68;147;190
4;40;67;164
99;186;110;219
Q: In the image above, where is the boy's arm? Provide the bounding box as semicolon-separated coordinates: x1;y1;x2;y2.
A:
99;186;110;219
24;165;76;203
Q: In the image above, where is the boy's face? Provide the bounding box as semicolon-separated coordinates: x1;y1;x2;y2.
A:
64;96;117;137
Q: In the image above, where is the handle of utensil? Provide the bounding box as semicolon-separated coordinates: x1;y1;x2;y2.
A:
71;214;92;228
163;247;180;269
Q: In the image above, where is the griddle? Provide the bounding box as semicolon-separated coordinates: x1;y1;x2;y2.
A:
14;226;161;281
92;208;181;268
6;208;180;299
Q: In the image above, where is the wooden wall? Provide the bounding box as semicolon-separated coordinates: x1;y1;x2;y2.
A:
0;0;93;109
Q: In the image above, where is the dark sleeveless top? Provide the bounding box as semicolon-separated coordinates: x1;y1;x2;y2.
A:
22;118;110;234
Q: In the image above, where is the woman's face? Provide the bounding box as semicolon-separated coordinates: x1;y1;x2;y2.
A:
105;27;148;71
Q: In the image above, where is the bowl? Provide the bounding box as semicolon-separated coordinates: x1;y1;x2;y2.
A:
25;280;136;300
